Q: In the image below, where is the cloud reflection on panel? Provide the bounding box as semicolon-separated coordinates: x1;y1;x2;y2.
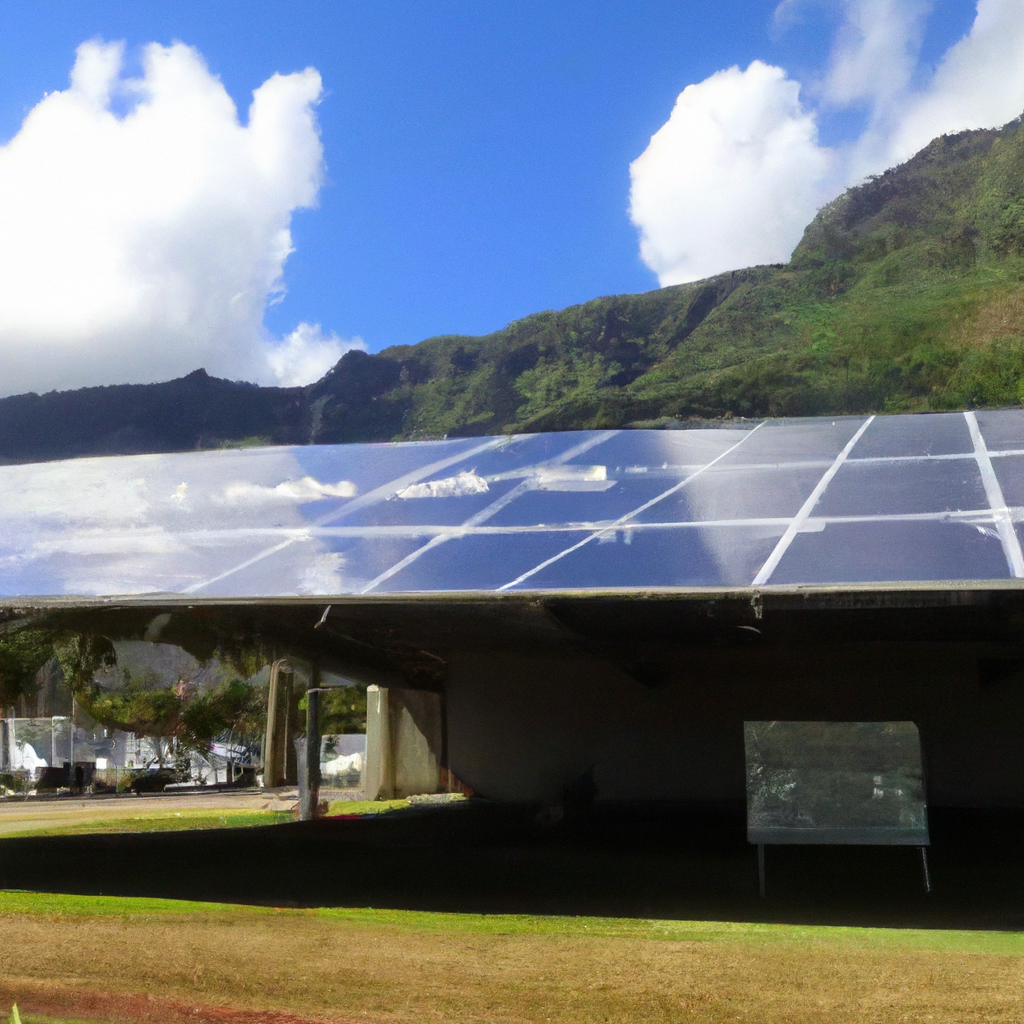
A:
604;428;779;589
0;448;361;597
662;421;876;587
676;461;799;587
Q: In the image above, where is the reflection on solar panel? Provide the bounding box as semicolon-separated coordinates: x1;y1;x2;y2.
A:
3;409;1024;597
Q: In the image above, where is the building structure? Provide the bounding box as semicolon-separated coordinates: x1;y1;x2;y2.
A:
2;411;1024;809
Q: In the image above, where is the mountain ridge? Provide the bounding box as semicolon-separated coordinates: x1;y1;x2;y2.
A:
5;115;1024;463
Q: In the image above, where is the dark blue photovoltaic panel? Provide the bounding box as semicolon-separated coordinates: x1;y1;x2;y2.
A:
514;526;785;590
770;520;1010;584
559;428;747;473
814;460;988;517
850;412;973;458
974;410;1024;451
467;430;615;470
633;466;824;524
484;476;670;528
203;534;431;598
2;410;1024;597
991;454;1024;508
289;436;487;496
370;531;594;593
341;477;528;529
719;417;868;465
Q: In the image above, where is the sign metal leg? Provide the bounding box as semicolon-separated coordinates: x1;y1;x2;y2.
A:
758;842;766;899
920;846;932;894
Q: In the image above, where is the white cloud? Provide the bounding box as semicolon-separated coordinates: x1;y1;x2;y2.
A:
221;475;358;504
266;322;366;387
395;470;490;499
0;40;331;397
632;1;1024;285
298;551;347;595
629;61;833;285
824;0;931;109
882;0;1024;165
0;445;361;595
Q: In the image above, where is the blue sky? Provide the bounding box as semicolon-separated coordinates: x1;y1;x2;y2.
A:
0;1;1014;395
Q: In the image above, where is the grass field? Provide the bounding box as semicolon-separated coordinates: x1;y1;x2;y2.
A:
325;799;410;817
1;809;295;838
0;799;409;840
1;891;1022;1024
0;794;412;841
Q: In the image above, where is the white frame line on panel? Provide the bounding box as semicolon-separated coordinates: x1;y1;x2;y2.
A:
182;436;508;594
496;422;766;591
162;506;1010;544
964;411;1024;578
357;430;620;594
751;416;875;586
588;448;1024;474
850;448;1024;464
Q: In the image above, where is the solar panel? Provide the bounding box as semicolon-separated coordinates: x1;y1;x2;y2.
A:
2;409;1023;597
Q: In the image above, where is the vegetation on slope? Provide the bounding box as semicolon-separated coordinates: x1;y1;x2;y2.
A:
0;369;308;463
307;117;1024;441
4;116;1024;462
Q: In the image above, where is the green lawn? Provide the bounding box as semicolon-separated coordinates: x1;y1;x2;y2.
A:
8;1013;92;1024
324;798;409;816
1;889;1020;955
5;809;293;838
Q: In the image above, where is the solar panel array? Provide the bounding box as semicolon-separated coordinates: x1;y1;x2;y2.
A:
2;409;1024;597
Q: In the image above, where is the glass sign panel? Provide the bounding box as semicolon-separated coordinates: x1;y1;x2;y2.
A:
744;721;929;845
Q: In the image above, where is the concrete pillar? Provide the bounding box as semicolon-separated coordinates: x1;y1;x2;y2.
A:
263;660;293;788
364;685;393;800
394;690;442;797
364;686;443;799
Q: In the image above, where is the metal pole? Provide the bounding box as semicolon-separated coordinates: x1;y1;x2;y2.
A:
920;846;932;894
70;698;76;791
282;669;296;785
758;843;766;899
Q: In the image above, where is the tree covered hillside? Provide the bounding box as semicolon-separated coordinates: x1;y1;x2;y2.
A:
307;116;1024;441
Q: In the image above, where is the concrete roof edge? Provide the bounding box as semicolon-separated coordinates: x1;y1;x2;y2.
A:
4;579;1024;612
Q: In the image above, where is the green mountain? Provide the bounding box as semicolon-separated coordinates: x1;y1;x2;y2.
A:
4;116;1024;462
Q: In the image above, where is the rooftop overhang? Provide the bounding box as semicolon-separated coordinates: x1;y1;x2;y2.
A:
5;580;1024;690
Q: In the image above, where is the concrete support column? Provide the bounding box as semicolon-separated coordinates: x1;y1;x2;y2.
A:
364;685;443;799
263;659;293;788
364;685;393;800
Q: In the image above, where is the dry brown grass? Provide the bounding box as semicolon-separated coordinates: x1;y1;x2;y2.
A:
1;902;1022;1024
